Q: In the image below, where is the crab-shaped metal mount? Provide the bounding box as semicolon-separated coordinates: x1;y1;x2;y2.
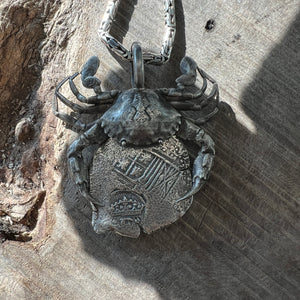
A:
53;43;219;237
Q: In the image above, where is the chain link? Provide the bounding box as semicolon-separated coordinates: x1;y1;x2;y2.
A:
98;0;176;65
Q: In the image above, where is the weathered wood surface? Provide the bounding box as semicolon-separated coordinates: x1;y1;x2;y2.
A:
1;0;299;299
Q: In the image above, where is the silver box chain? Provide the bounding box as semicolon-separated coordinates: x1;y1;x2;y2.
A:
98;0;176;64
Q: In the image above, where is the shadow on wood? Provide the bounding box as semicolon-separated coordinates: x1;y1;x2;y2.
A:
61;8;300;300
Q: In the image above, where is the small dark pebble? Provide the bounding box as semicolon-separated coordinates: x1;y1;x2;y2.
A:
234;33;241;40
205;19;216;31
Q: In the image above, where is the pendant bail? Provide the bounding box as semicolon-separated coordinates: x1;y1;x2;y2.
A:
131;42;144;88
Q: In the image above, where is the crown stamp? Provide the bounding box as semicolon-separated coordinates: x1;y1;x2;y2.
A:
110;191;145;218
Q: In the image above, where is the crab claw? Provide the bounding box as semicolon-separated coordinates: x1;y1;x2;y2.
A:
175;56;198;89
175;152;212;203
175;119;215;203
175;176;204;203
68;155;102;205
67;122;108;207
81;56;102;94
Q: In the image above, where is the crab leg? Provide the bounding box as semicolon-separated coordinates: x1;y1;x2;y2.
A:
175;119;215;202
53;75;115;133
159;87;207;101
69;72;120;104
53;81;94;132
68;121;108;205
157;56;219;105
68;56;120;104
53;110;89;132
55;76;113;113
168;81;219;107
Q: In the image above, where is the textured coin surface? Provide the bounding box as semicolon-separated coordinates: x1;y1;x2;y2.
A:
90;136;193;237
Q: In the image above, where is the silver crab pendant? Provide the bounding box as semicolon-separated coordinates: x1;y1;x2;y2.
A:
53;43;219;238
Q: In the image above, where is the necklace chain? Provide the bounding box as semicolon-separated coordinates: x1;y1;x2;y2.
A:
99;0;176;65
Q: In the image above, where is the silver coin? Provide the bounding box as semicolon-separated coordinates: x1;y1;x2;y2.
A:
90;136;193;238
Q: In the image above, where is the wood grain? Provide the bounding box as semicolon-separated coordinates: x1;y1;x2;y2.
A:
1;0;299;299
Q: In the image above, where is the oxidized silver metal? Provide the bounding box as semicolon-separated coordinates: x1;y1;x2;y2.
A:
53;1;219;238
98;0;176;64
90;137;193;237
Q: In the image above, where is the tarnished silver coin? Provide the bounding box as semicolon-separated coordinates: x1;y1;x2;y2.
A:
89;136;193;238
